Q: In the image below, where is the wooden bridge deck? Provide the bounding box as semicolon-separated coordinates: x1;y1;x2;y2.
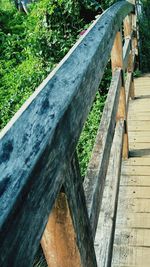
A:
112;75;150;267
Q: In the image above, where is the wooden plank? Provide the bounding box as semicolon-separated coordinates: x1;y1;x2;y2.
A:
124;15;132;37
116;196;150;212
128;131;150;137
0;2;134;265
114;228;150;247
123;38;131;70
112;246;150;267
94;120;124;267
84;69;122;236
118;185;150;199
134;87;150;90
129;100;150;106
111;30;129;158
129;73;135;100
64;154;97;267
111;31;124;71
122;157;150;165
121;165;150;175
129;136;150;142
116;212;150;228
128;115;150;120
128;125;150;131
120;175;150;187
125;72;132;108
128;109;150;114
128;97;150;105
129;143;150;151
41;193;82;267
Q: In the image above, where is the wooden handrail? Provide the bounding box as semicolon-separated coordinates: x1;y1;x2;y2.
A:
0;1;137;266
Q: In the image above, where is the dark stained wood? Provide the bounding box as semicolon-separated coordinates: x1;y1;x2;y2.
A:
0;1;134;266
95;119;124;267
64;154;97;267
84;69;122;236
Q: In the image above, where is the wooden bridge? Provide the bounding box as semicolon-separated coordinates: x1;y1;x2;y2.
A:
0;0;149;266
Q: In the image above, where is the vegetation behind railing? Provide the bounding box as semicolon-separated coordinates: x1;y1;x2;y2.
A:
0;1;138;266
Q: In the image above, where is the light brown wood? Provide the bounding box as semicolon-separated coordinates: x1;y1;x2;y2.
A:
122;157;150;165
111;31;124;71
111;74;150;267
111;31;129;158
129;143;150;151
124;15;132;37
112;246;150;267
121;165;150;176
120;175;150;187
129;136;150;142
125;72;132;109
123;13;135;100
41;193;82;267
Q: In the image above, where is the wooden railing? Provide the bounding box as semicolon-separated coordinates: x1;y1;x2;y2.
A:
0;1;138;266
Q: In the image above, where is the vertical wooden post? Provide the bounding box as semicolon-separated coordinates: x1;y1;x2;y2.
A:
111;31;129;159
41;192;82;267
124;14;132;37
41;153;97;267
64;154;97;267
124;14;135;99
129;0;139;66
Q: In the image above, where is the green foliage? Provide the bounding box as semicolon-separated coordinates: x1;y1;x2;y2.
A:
77;64;111;176
139;0;150;72
77;92;106;177
0;0;114;130
0;0;113;176
0;0;85;129
134;69;142;77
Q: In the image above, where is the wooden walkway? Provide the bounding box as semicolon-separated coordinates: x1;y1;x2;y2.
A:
112;75;150;267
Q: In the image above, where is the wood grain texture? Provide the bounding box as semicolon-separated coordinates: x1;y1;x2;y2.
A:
41;192;82;267
84;69;122;237
64;154;97;267
111;31;124;71
111;74;150;267
94;120;124;267
123;38;131;70
123;15;132;37
125;72;132;109
111;30;129;159
0;2;134;266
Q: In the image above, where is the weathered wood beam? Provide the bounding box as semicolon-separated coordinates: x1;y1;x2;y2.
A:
64;154;97;267
84;69;122;237
123;37;132;71
124;13;135;100
95;119;124;267
125;72;132;109
0;1;134;266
